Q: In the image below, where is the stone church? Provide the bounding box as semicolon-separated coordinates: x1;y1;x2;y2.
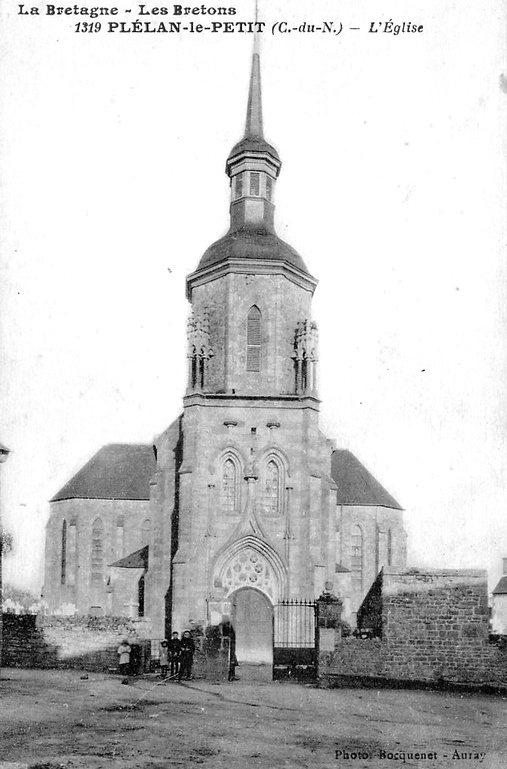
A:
43;47;407;660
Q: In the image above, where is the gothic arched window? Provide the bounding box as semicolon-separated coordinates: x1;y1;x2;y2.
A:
387;529;393;566
222;457;238;514
264;457;284;515
91;518;104;584
350;525;363;592
246;306;261;372
116;515;125;559
61;520;67;585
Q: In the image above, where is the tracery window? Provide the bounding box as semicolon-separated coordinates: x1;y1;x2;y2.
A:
222;456;240;514
246;306;261;372
223;548;275;598
61;520;67;585
350;525;363;592
265;459;281;515
91;518;104;584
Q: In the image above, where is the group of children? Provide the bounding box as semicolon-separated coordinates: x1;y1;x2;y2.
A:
159;630;195;681
116;630;196;681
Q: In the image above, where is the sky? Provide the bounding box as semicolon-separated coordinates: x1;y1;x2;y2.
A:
0;0;506;595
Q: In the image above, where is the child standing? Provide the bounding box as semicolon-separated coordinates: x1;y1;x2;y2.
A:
117;639;131;676
159;640;169;678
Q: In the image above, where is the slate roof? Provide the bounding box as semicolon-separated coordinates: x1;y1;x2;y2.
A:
227;135;280;164
493;576;507;595
197;226;311;276
110;545;149;569
331;449;403;510
51;444;156;502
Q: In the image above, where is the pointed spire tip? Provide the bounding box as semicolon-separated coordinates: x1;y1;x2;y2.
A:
245;40;263;139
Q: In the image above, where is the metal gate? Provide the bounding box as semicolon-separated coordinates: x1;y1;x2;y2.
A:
273;599;317;680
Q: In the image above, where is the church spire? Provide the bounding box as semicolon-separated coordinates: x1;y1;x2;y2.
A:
244;34;263;139
226;37;281;233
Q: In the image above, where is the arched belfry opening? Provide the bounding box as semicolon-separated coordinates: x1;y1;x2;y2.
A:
246;305;262;372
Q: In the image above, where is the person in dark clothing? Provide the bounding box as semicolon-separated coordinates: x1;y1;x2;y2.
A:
168;631;181;678
222;621;238;681
178;630;195;681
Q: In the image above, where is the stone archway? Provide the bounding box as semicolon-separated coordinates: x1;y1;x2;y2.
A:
212;537;286;680
213;535;287;605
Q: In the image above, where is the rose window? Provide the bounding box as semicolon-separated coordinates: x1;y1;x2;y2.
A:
222;548;274;598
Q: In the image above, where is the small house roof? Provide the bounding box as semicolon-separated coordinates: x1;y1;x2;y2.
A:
331;449;403;510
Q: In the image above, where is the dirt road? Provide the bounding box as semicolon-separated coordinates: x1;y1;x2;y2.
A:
0;669;505;768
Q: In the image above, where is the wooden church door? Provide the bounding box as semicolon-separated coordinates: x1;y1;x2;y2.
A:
232;588;273;667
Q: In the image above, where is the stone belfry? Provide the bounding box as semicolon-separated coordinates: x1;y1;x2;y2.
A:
169;41;337;661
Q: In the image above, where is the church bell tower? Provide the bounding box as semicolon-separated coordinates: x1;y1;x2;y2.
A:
170;42;337;648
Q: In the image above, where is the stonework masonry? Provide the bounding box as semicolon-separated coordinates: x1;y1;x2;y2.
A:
39;46;409;674
2;614;152;672
319;569;507;689
44;497;151;616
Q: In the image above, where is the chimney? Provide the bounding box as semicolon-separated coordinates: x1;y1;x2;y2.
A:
503;557;507;575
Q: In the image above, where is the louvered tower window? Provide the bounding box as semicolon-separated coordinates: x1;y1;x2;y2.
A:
249;172;260;196
246;306;261;372
235;173;243;200
265;175;273;201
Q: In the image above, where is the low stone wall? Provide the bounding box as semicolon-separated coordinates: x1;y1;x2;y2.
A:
2;614;152;672
320;569;507;690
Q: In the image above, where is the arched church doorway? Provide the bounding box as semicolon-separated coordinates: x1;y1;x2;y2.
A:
231;588;273;674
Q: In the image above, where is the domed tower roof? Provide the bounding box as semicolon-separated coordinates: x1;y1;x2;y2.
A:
198;229;308;274
190;39;313;287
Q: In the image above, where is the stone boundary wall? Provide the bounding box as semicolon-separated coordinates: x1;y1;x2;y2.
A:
2;614;153;672
319;569;507;690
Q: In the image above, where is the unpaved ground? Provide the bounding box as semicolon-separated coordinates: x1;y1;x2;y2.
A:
0;669;505;769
